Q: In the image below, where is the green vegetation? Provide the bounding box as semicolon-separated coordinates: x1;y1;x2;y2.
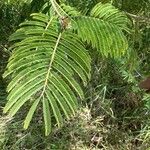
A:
0;0;150;149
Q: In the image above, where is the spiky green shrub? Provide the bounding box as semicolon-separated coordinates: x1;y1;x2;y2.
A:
3;0;130;135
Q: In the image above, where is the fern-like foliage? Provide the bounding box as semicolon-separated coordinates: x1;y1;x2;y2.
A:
73;16;128;58
3;1;130;135
72;2;130;58
63;0;101;14
48;1;129;57
91;2;130;31
60;3;81;16
3;13;91;135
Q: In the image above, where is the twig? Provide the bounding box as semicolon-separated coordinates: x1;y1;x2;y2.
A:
125;12;150;23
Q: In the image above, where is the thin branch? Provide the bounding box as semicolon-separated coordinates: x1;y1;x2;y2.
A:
40;32;62;98
50;0;62;18
125;12;150;23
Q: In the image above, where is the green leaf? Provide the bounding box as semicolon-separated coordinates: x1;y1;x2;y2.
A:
73;16;128;58
3;13;91;135
24;98;41;129
42;97;51;136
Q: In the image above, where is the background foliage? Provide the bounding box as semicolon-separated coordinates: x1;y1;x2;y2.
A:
0;0;150;149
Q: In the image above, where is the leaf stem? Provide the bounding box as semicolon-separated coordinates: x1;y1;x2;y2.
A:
40;32;62;97
50;0;62;18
